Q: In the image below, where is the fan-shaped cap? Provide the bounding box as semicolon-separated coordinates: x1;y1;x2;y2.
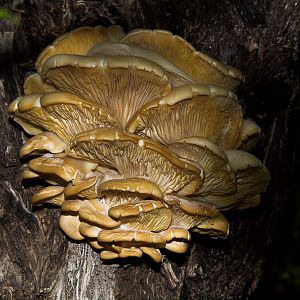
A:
64;176;98;199
234;119;261;151
165;241;189;254
194;213;230;238
36;25;125;72
59;214;85;240
202;150;270;209
169;137;236;195
79;222;102;238
127;84;242;149
41;54;171;128
67;128;202;195
88;41;195;86
24;73;57;95
8;92;119;142
32;186;65;205
140;247;162;263
79;203;121;229
121;29;244;90
20;132;67;157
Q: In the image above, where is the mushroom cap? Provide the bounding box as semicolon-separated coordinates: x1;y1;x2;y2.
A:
88;41;195;85
41;54;171;128
28;156;78;183
79;205;121;229
165;241;189;254
234;119;261;150
23;73;57;95
79;222;102;238
9;92;119;142
59;214;85;241
64;176;98;199
67;128;203;195
121;29;244;90
127;84;242;149
169;137;236;195
61;200;82;212
118;247;143;259
20;132;67;157
32;186;65;205
195;213;230;238
108;201;172;232
202;150;270;209
97;229;166;245
98;178;163;201
140;247;162;263
100;250;119;260
162;226;191;242
36;25;125;72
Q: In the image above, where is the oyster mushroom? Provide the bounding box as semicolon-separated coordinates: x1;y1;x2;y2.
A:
36;25;125;72
121;29;244;90
8;24;270;262
41;54;171;128
127;84;242;149
67;128;203;195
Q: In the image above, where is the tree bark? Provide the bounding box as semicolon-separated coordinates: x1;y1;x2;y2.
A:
0;0;299;299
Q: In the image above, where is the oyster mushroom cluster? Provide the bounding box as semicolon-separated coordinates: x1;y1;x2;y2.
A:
8;25;270;262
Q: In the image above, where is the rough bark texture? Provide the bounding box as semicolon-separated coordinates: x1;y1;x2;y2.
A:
0;0;299;299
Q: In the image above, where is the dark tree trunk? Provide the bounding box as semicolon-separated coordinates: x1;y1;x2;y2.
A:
0;0;299;299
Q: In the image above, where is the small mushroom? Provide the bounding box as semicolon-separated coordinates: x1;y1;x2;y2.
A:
127;84;242;149
202;150;270;209
20;132;67;157
118;247;143;259
64;176;98;199
32;186;65;205
194;213;230;238
140;247;162;262
23;73;57;95
79;206;121;229
234;119;261;151
79;222;102;238
165;241;189;254
59;214;85;241
36;25;125;72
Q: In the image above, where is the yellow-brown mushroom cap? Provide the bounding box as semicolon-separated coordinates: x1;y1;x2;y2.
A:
121;29;244;90
67;128;203;195
127;84;242;149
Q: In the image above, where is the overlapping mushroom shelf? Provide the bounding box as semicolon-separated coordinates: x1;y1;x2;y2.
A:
8;25;270;262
